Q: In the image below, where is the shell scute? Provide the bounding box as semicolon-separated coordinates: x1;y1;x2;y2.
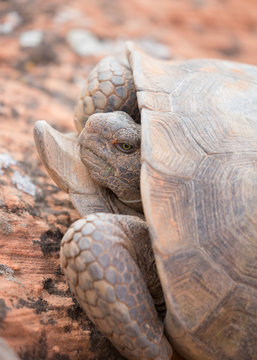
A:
128;44;257;358
195;285;257;360
160;248;234;331
193;154;257;288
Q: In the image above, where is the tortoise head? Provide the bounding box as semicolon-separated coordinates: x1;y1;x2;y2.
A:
79;111;142;211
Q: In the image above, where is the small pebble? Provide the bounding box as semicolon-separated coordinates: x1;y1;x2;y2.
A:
19;30;44;48
12;170;36;197
66;29;114;57
0;153;16;169
0;11;22;34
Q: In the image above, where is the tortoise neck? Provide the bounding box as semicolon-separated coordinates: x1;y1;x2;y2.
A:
105;188;144;219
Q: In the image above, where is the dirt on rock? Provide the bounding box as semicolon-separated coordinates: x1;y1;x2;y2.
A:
1;1;257;359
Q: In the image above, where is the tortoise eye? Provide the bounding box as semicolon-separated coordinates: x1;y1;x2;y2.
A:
115;142;134;153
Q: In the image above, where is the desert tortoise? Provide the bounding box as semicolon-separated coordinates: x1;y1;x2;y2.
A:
34;43;257;360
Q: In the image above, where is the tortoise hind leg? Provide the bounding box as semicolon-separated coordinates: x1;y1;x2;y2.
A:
60;213;172;360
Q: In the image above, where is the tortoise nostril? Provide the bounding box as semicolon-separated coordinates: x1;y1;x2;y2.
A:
84;116;97;131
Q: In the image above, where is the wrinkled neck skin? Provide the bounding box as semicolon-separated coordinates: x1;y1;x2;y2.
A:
79;111;143;217
104;187;144;218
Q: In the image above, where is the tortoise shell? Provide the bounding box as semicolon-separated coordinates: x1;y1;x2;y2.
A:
127;43;257;360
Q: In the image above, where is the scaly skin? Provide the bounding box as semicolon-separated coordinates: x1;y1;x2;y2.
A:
61;214;171;360
79;111;142;212
60;57;173;359
74;56;140;133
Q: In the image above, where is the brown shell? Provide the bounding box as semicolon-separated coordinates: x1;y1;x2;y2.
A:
127;43;257;360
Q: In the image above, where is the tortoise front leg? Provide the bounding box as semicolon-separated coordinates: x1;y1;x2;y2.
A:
74;54;140;133
61;213;172;360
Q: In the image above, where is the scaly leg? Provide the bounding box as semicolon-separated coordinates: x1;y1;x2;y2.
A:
74;55;140;133
60;213;172;360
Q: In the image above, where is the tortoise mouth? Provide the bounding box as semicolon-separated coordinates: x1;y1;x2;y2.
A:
80;145;141;198
81;146;140;189
80;146;112;173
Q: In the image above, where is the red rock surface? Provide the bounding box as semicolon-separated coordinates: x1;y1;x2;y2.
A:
0;1;257;359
